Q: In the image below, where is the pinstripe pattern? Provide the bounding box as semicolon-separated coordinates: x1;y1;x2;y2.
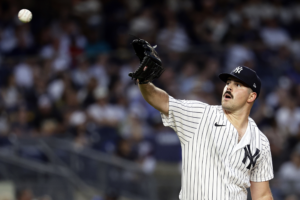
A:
161;96;274;200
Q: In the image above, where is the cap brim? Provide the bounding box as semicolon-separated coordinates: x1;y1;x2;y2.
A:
218;73;250;88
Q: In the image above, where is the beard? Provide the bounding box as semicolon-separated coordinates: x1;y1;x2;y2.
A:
221;101;234;112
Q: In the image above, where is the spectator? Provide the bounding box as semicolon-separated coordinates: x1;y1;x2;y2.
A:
85;30;110;59
87;86;119;127
130;8;156;36
1;74;20;110
157;11;190;52
88;54;110;88
11;106;32;136
32;95;63;135
260;18;291;49
275;96;300;136
14;60;34;89
115;138;138;161
16;188;34;200
71;58;91;88
278;144;300;197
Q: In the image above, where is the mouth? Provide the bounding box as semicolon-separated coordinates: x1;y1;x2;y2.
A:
223;92;233;100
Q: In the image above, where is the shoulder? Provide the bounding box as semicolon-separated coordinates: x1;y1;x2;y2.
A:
169;96;209;109
203;105;225;116
249;118;270;151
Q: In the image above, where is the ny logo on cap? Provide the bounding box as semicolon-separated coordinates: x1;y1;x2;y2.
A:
253;83;256;88
233;66;243;74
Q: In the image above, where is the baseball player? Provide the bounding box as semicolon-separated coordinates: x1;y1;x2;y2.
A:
129;39;274;200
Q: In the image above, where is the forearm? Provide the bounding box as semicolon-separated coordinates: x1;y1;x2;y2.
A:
138;82;169;115
253;195;273;200
250;181;273;200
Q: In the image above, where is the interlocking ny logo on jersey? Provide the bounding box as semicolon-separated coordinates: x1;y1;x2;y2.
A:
233;66;243;74
242;145;260;169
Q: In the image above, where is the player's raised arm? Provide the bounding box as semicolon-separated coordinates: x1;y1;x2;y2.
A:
128;39;169;115
138;82;169;116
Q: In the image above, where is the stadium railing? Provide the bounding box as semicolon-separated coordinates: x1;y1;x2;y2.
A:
0;136;157;200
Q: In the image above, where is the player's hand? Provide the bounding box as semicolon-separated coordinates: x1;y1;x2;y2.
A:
128;39;164;84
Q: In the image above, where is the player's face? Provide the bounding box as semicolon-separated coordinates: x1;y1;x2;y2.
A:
221;77;251;111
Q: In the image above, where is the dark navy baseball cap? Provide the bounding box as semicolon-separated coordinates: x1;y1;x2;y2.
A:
219;66;261;98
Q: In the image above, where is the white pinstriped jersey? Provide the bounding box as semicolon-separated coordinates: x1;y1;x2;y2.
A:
161;96;274;200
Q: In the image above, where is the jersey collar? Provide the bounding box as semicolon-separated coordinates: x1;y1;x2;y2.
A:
230;119;251;156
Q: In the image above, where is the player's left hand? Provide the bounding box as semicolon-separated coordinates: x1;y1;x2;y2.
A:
128;39;164;84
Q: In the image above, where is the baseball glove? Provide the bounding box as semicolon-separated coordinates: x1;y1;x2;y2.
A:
128;39;164;84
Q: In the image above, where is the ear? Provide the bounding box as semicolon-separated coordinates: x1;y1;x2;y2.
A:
247;92;257;103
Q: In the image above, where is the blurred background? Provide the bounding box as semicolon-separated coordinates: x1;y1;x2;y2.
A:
0;0;299;199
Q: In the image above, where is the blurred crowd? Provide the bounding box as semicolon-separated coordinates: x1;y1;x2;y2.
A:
0;0;299;199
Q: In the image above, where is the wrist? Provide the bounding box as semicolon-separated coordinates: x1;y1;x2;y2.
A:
137;79;150;84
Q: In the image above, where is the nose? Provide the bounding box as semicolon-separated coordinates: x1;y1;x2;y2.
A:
226;82;232;91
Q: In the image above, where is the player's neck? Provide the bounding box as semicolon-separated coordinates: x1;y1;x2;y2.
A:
223;108;249;130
